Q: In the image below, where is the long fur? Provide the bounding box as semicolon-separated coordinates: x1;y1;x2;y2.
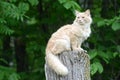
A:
46;52;68;75
45;9;92;76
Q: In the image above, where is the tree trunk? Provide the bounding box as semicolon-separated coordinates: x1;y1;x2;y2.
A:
14;37;28;72
45;51;91;80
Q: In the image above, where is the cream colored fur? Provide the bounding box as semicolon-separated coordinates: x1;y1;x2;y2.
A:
45;10;92;76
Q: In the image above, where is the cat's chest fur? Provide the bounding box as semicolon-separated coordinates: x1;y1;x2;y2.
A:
82;27;91;39
71;24;91;40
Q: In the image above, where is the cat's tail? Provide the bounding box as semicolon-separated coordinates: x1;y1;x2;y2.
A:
46;52;68;76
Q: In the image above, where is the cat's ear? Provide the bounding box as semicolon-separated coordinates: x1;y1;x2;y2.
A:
75;10;80;16
85;9;91;16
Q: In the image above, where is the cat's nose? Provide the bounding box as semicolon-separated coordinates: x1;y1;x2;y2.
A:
79;19;82;22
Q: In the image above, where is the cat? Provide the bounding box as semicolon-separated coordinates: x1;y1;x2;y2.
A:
45;9;92;76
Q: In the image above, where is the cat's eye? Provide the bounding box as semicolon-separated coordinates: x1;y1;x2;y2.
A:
82;16;84;18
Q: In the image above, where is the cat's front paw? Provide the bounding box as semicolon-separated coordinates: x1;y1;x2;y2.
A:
73;48;85;53
79;48;87;53
82;49;87;53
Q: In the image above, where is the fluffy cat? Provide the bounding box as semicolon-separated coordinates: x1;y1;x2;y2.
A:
45;9;92;76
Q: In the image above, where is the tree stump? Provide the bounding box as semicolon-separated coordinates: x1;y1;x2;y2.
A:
45;51;91;80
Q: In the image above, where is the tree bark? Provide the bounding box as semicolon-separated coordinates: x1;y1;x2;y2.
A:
45;51;91;80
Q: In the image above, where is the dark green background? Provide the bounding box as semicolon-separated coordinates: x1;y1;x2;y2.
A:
0;0;120;80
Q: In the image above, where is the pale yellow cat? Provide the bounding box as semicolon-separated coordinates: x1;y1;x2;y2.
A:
45;10;92;76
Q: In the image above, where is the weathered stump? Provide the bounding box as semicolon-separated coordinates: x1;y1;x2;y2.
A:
45;51;91;80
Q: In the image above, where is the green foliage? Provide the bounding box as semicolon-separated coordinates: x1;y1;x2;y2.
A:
87;1;120;79
89;50;104;75
0;66;20;80
89;48;120;76
58;0;81;11
0;25;14;35
8;73;20;80
0;0;120;80
112;21;120;31
91;61;103;75
9;0;17;3
1;1;29;21
97;16;120;31
28;0;39;6
0;1;29;35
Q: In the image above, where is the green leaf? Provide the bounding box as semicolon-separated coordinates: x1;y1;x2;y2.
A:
58;0;67;4
17;2;29;21
0;25;14;35
98;51;109;59
27;17;37;25
8;73;20;80
97;51;110;63
69;1;81;10
97;20;106;27
0;65;15;72
117;45;120;53
0;71;4;80
105;18;115;26
63;1;81;10
18;2;29;11
63;2;72;9
91;61;104;75
102;58;109;64
95;62;104;74
0;18;6;24
113;52;118;57
1;2;28;21
112;21;120;31
89;50;98;60
0;58;8;65
90;63;98;75
58;0;81;11
28;0;39;6
9;0;17;2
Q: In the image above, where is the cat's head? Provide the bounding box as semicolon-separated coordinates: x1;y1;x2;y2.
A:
74;9;92;26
